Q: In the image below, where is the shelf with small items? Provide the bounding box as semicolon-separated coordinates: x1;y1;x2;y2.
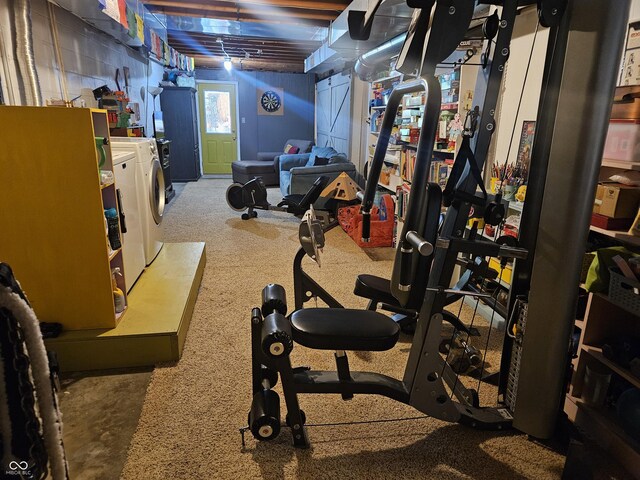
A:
108;247;122;262
566;267;640;469
565;393;640;455
589;225;640;247
601;158;640;170
372;72;402;84
582;345;640;389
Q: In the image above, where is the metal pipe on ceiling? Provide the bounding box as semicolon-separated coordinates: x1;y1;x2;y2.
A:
12;0;42;106
354;33;407;81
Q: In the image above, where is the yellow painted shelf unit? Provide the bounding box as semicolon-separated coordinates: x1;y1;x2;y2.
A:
0;106;127;330
45;242;206;372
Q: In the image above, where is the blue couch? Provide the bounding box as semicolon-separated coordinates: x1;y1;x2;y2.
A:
279;146;359;198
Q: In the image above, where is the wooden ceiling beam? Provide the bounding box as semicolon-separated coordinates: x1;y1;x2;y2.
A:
169;40;316;54
147;5;335;21
169;33;321;47
148;8;329;26
194;55;305;73
145;0;348;13
174;49;310;60
173;48;308;61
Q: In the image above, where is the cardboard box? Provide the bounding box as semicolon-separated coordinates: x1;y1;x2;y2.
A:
593;184;605;215
598;184;640;218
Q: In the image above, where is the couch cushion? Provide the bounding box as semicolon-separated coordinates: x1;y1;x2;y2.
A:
307;146;337;167
284;144;300;154
328;153;348;164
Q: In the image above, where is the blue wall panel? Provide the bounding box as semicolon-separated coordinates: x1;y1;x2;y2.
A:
195;69;315;160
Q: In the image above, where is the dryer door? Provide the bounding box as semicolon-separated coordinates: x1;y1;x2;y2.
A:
149;158;166;225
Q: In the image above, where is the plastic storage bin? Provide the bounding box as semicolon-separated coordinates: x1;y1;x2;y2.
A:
603;119;640;162
608;267;640;315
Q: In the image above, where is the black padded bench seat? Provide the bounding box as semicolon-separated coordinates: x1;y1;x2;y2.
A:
290;308;400;351
354;274;398;306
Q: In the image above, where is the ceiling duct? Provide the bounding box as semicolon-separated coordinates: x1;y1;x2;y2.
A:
12;0;42;106
353;33;406;81
308;1;492;78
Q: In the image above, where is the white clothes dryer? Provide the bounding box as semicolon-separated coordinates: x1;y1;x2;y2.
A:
111;138;165;265
112;151;145;292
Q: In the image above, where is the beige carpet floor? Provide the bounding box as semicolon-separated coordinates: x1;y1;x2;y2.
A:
121;179;566;479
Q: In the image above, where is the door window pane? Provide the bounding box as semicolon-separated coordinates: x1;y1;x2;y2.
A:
204;90;231;133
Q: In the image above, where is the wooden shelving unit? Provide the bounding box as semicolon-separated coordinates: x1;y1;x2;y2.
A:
0;106;128;330
566;161;640;473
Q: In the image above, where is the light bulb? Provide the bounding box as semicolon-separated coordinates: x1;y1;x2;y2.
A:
224;58;232;71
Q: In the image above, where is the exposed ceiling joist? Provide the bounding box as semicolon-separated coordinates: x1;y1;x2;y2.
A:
175;50;306;64
152;8;330;26
146;0;344;70
170;32;321;47
171;40;318;54
145;0;348;12
152;4;337;20
169;31;321;68
194;55;305;73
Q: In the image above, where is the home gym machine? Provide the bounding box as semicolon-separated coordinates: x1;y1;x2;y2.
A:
243;0;629;448
226;176;329;221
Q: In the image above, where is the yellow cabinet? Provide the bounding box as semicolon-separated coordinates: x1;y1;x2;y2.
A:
0;107;127;329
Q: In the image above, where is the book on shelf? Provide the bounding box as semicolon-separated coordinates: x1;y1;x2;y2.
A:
395;182;412;221
401;149;417;182
430;159;454;188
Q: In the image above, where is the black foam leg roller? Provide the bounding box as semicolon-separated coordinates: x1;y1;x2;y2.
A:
261;312;293;358
249;389;281;441
261;283;287;316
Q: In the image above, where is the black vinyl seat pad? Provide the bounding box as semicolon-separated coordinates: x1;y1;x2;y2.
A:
290;308;400;352
354;274;399;307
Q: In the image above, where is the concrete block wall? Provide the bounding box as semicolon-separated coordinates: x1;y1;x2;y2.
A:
0;0;163;133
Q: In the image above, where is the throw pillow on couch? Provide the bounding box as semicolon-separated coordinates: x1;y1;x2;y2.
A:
284;144;300;154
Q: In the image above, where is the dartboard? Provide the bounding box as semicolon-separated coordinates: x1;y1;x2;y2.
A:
260;90;281;113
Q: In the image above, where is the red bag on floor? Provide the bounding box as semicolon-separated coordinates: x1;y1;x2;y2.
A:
338;195;395;248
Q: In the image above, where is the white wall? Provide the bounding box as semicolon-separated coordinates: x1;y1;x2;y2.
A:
490;7;549;169
631;0;640;22
490;1;640;171
0;0;163;133
350;75;369;173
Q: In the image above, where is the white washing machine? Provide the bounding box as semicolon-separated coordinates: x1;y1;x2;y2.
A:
111;138;165;266
112;151;145;292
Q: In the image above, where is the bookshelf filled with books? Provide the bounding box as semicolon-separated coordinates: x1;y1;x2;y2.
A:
366;65;478;246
